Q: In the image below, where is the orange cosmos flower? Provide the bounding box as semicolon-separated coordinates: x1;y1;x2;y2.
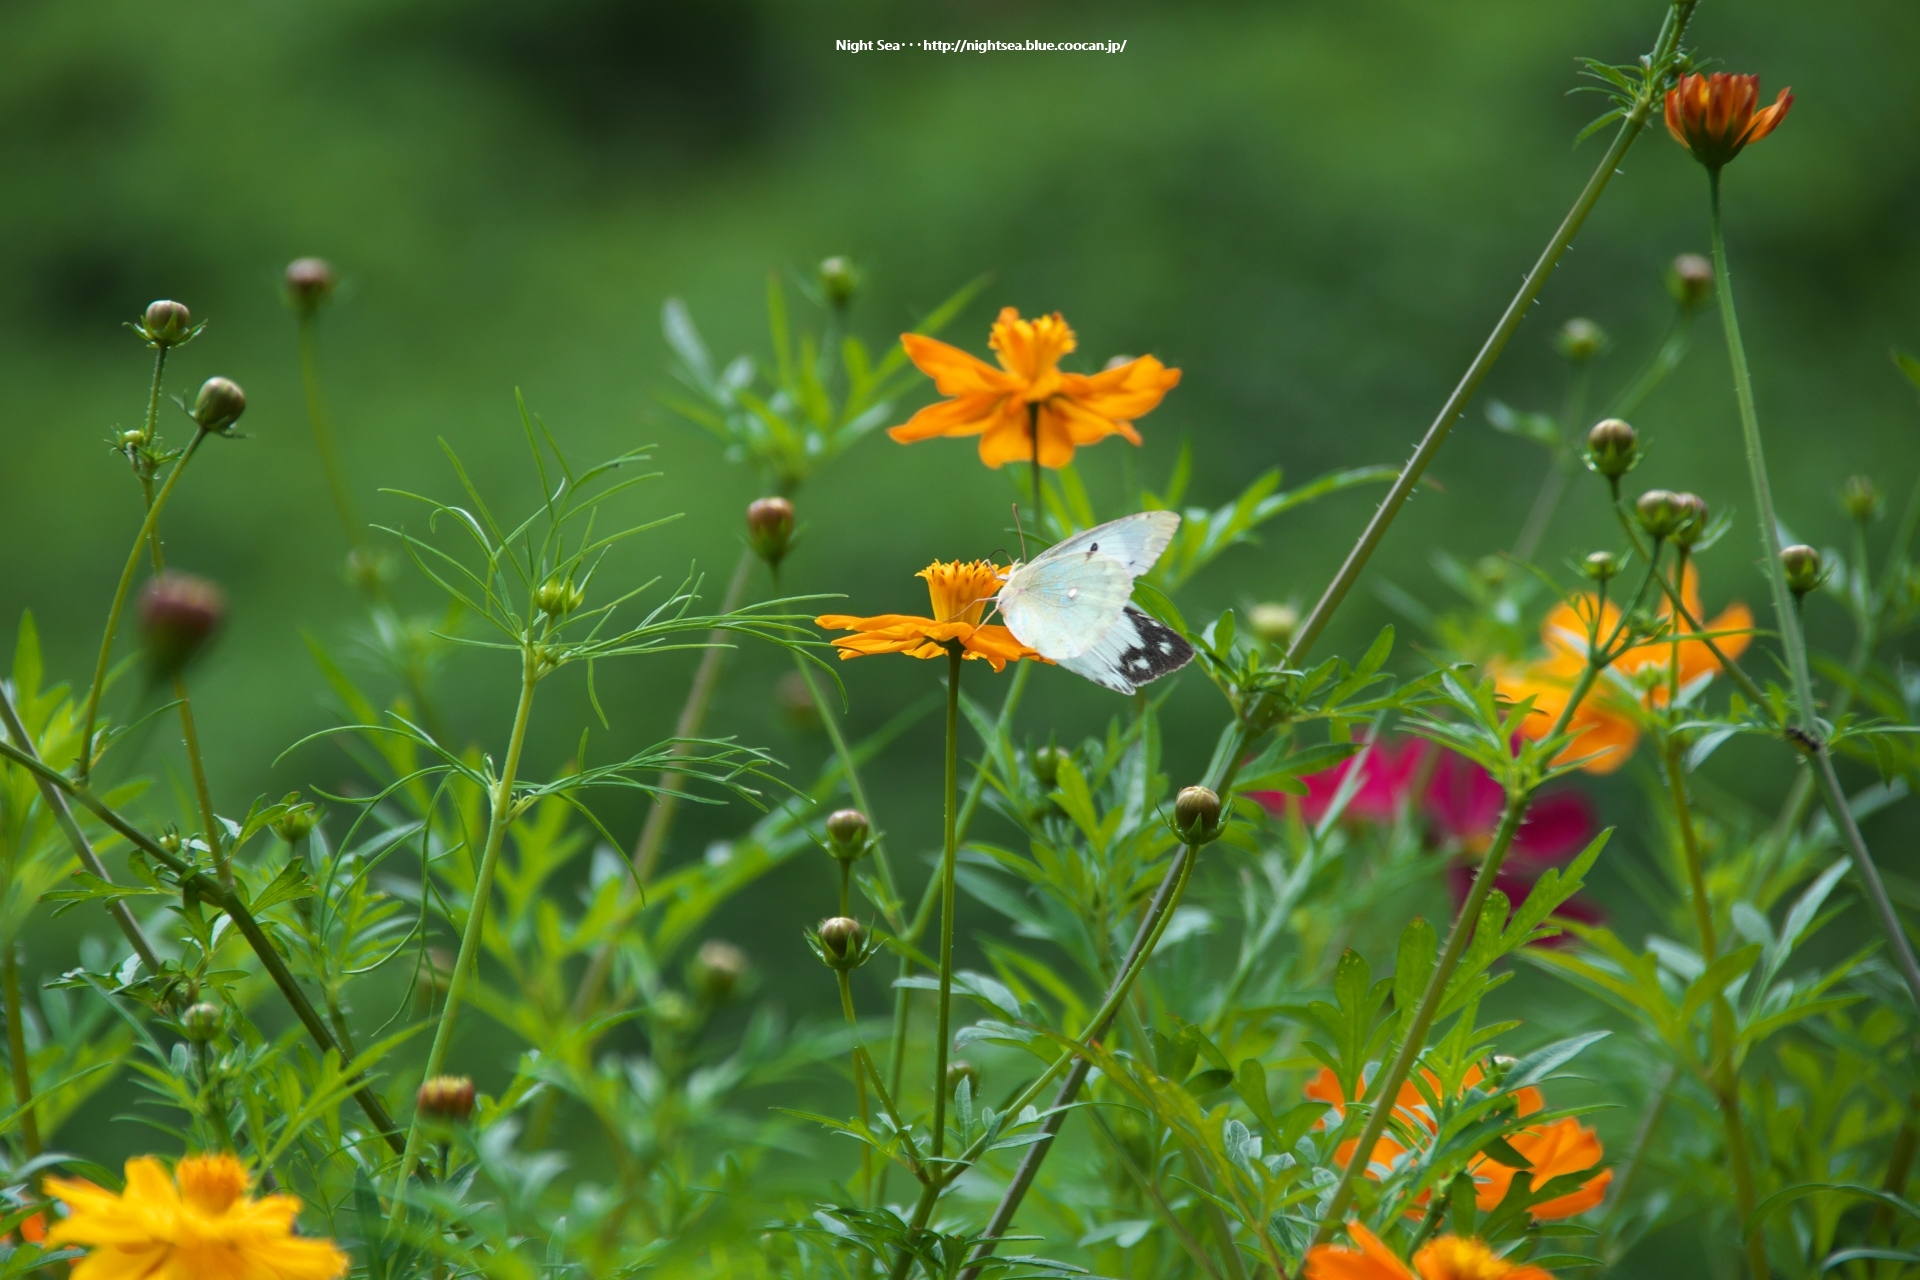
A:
1665;73;1793;170
888;307;1181;469
1470;1116;1612;1219
815;560;1045;673
44;1153;348;1280
1306;1222;1551;1280
1496;565;1751;773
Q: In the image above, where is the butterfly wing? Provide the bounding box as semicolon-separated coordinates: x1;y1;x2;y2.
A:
1059;605;1196;694
999;512;1182;662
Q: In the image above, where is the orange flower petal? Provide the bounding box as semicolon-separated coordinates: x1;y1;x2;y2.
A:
900;332;1017;397
1306;1222;1417;1280
887;393;1007;443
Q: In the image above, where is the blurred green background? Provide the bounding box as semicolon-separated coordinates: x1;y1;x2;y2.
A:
3;0;1919;1182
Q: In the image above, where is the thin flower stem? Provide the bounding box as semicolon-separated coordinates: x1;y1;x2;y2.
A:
1599;1061;1674;1253
931;647;963;1161
0;732;403;1149
78;428;211;779
1305;792;1532;1251
3;944;41;1157
1709;167;1818;731
1512;364;1589;560
1285;0;1696;665
297;312;364;550
794;653;902;919
0;684;162;972
1087;1107;1226;1280
837;969;873;1203
393;646;540;1215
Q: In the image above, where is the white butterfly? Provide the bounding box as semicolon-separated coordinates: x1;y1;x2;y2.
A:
997;511;1196;695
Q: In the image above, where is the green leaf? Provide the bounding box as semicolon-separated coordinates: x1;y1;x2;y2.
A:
1394;916;1437;1036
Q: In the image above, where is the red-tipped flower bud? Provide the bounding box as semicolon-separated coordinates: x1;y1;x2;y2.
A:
824;808;871;863
1670;492;1710;549
1555;318;1608;363
1635;489;1686;541
819;257;857;309
191;377;247;433
140;300;195;348
416;1075;476;1122
815;916;867;971
1781;545;1824;597
1585;419;1639;480
1667;254;1714;309
139;573;226;678
284;258;337;314
180;1001;222;1042
1841;475;1881;524
688;938;750;1004
747;497;795;567
1173;785;1224;844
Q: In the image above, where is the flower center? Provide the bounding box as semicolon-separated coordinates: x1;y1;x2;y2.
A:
176;1154;249;1216
918;560;1004;626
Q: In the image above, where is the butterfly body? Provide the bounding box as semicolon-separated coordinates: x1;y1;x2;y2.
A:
997;511;1195;694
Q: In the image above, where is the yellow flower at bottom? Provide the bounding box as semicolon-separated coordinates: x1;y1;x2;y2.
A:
815;560;1047;673
1306;1223;1550;1280
45;1153;347;1280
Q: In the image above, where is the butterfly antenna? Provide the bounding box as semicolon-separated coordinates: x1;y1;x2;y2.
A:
1012;503;1029;561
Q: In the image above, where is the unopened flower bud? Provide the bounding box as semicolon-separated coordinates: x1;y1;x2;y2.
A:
534;577;584;618
819;257;857;309
816;916;867;970
1841;475;1881;523
1030;744;1068;788
272;802;318;845
824;809;871;863
1669;492;1709;549
1249;603;1299;648
1173;785;1224;844
1667;254;1714;309
158;832;183;857
747;497;795;567
416;1075;476;1122
1555;318;1608;363
346;546;394;595
140;300;195;348
190;377;246;433
776;670;822;733
180;1001;222;1042
1581;551;1620;582
284;258;336;314
1781;544;1823;597
139;573;226;678
1585;419;1639;479
688;939;750;1004
947;1060;981;1095
1635;489;1686;541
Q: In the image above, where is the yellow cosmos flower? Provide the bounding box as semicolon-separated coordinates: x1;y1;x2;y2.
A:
816;560;1047;672
1306;1222;1550;1280
888;307;1181;469
45;1153;347;1280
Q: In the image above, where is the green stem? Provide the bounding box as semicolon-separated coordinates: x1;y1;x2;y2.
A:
796;654;901;921
1285;0;1692;665
78;428;211;779
1709;167;1816;730
392;646;540;1215
297;313;364;550
1512;364;1589;560
838;969;873;1203
1306;793;1531;1249
3;945;40;1158
931;647;962;1162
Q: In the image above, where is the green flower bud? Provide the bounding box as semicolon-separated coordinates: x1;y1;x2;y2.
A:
747;497;795;568
1635;489;1685;541
284;257;337;315
1669;492;1709;549
1249;603;1299;649
1030;744;1068;788
819;257;857;309
1555;318;1608;363
139;300;195;348
1585;419;1639;479
1841;475;1881;524
139;573;226;678
272;801;318;845
814;917;868;971
190;377;247;433
1581;551;1620;582
1172;785;1224;845
947;1060;981;1095
180;1001;222;1042
534;577;585;618
824;808;871;863
1781;544;1824;597
688;939;750;1004
416;1074;476;1122
1667;254;1714;310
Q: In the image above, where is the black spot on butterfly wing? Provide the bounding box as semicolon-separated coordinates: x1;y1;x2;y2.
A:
1115;605;1193;684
